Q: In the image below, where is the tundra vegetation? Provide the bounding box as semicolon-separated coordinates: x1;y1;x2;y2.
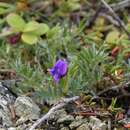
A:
1;0;130;129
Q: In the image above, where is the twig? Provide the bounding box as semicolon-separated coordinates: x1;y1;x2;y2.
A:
97;81;130;96
91;81;130;102
92;96;112;101
108;118;111;130
8;104;16;121
116;93;130;99
99;12;119;27
85;7;103;28
111;0;130;11
101;0;130;38
28;96;79;130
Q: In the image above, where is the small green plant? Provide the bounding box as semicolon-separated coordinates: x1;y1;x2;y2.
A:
0;0;130;104
59;0;81;13
78;45;107;91
108;98;123;112
0;2;15;15
3;13;49;44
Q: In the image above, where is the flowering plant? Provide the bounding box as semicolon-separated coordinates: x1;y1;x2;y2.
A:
48;59;68;83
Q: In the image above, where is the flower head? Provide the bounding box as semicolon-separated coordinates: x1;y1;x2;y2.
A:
48;59;68;82
8;33;21;45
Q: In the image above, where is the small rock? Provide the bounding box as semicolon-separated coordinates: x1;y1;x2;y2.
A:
69;116;87;129
0;82;17;127
75;116;83;120
89;116;107;130
69;120;83;129
49;109;67;121
60;127;69;130
14;96;40;120
76;124;90;130
119;117;130;124
8;127;16;130
16;116;30;125
16;123;31;130
57;115;74;124
0;95;13;126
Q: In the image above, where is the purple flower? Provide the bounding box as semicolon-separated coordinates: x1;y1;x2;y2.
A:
8;33;21;45
48;59;68;82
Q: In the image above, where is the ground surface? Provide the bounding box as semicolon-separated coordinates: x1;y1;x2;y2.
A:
1;0;130;130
